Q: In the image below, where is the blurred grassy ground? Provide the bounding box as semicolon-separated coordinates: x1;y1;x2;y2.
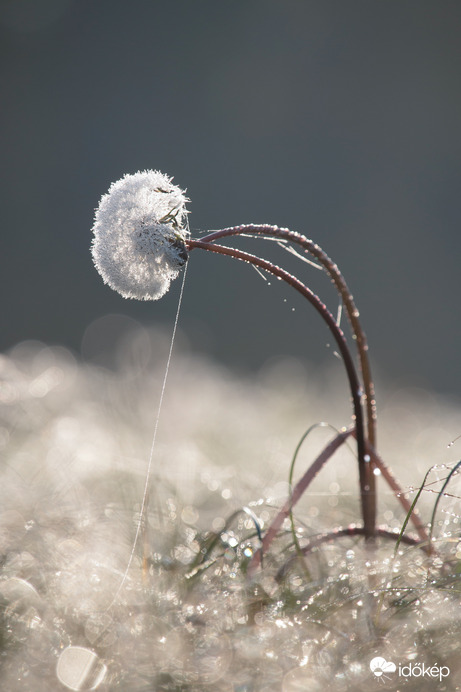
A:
1;330;461;689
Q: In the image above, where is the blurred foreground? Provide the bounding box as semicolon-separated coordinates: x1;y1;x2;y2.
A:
1;328;461;691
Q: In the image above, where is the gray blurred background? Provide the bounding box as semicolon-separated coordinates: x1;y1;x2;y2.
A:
1;0;460;396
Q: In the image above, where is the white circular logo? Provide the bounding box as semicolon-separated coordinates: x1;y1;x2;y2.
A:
370;657;397;677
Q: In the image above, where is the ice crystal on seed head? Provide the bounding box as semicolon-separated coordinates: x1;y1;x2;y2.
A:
91;170;189;300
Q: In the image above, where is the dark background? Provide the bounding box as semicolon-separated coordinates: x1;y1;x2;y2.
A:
1;0;460;395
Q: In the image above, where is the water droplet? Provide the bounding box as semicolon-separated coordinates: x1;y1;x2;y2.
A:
166;628;232;684
181;505;199;525
223;547;235;561
283;667;323;691
84;614;115;648
56;646;107;690
0;577;40;609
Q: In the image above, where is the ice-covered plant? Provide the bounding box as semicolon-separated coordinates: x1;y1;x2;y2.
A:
91;170;189;300
91;169;429;559
0;169;457;692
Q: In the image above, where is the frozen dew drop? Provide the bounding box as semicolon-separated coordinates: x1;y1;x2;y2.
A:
181;505;199;525
84;614;116;648
56;646;107;691
166;627;232;685
212;516;226;532
224;547;235;561
283;666;323;691
0;577;41;611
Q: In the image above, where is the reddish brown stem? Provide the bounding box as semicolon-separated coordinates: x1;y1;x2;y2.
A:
194;225;376;534
197;225;377;450
246;428;431;576
276;526;425;582
246;427;352;576
367;444;432;551
188;237;375;541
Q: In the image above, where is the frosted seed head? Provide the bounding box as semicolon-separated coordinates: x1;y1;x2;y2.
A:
91;170;190;300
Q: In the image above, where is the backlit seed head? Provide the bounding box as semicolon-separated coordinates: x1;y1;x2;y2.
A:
91;170;189;300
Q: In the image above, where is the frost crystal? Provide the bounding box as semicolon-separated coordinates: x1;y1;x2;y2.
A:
91;170;189;300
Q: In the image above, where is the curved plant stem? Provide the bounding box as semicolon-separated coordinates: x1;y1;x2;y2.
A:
428;459;461;546
194;225;376;532
197;225;377;449
276;526;422;582
365;443;431;549
188;232;431;571
188;238;374;542
245;427;431;577
186;505;263;582
245;427;353;576
287;423;329;582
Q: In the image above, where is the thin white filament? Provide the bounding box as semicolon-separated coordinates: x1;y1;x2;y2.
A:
107;263;188;610
275;240;322;270
447;434;461;448
336;302;343;328
206;231;323;270
251;263;269;282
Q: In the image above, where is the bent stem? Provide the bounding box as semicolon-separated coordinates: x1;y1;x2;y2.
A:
196;225;377;540
276;526;422;583
366;444;431;550
187;231;431;569
249;426;431;577
287;423;332;582
428;459;461;546
247;427;353;576
197;225;377;451
188;236;375;541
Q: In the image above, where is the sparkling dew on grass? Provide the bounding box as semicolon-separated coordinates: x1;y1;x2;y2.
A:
86;168;448;690
91;169;430;554
0;168;459;689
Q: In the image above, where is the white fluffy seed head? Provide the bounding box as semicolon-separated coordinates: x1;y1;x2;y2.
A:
91;170;190;300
